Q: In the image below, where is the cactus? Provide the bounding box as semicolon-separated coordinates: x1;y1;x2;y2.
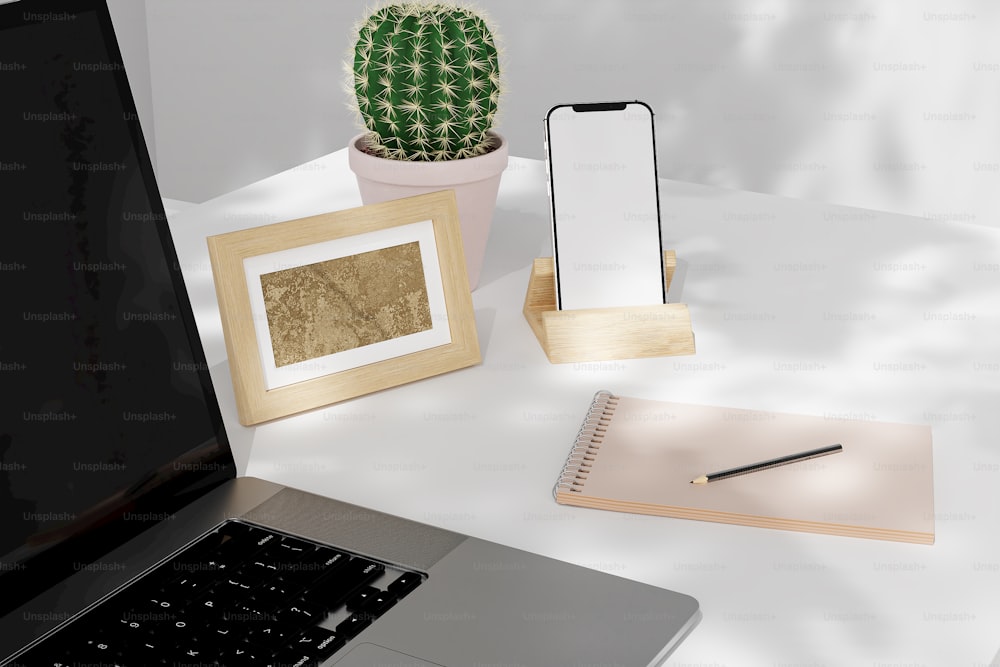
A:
348;2;502;161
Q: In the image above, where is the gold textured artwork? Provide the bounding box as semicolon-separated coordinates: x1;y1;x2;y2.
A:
207;191;480;425
259;241;432;367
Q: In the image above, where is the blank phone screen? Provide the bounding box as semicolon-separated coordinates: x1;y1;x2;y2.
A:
546;102;664;310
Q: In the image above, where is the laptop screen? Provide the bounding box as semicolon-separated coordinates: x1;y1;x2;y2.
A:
0;0;235;615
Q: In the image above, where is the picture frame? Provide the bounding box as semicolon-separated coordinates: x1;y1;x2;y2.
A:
207;190;480;425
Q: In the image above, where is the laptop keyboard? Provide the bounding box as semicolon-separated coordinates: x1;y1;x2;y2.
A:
12;521;425;667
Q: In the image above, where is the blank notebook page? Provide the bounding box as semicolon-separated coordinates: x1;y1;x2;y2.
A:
555;393;935;544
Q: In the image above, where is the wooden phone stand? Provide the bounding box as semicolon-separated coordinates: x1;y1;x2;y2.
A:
522;251;695;364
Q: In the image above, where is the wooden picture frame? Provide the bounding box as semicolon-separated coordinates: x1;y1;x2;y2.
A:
207;190;480;425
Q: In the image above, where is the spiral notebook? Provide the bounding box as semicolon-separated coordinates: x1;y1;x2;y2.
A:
554;391;935;544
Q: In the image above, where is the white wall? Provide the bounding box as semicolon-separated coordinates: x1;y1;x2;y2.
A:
143;0;999;228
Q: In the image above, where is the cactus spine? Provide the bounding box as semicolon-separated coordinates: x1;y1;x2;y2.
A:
350;2;501;161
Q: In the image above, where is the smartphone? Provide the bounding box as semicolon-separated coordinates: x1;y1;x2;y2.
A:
544;101;665;310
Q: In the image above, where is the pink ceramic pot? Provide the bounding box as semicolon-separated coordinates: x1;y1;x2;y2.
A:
347;131;508;291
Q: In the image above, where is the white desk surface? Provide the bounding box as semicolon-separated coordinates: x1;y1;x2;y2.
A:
168;150;1000;666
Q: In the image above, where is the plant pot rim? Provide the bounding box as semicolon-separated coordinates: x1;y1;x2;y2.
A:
347;131;509;187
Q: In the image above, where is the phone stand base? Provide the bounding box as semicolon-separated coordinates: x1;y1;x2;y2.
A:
523;251;696;364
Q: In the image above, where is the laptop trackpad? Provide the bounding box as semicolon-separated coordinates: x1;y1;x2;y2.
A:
333;643;445;667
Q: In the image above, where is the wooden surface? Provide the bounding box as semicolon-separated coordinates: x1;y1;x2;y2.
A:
207;190;480;425
522;251;695;363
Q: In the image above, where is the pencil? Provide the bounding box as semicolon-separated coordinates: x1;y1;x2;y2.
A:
690;443;843;484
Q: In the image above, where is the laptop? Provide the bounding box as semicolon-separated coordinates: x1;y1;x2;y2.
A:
0;1;700;665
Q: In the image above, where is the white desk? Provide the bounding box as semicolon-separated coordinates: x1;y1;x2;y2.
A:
168;150;1000;666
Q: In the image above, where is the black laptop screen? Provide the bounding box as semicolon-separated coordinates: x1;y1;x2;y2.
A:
0;1;234;615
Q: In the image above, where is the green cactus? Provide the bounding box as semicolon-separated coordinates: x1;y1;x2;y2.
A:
349;2;502;161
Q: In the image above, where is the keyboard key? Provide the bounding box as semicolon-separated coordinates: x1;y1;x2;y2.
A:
134;590;185;616
77;636;127;664
346;585;379;610
171;640;214;666
187;590;228;619
273;600;325;626
283;546;348;585
246;619;299;650
335;612;373;639
243;556;285;581
216;642;270;666
173;555;233;581
125;640;167;658
357;560;386;580
219;571;257;595
242;528;281;555
304;558;385;612
253;538;315;584
387;572;423;598
270;535;314;557
203;619;241;644
226;599;275;625
350;588;397;616
166;571;214;604
268;646;319;667
116;609;159;638
316;547;351;571
252;578;299;610
297;626;346;661
157;615;203;646
285;625;335;653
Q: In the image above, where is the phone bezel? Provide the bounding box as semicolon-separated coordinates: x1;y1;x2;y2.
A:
544;100;666;310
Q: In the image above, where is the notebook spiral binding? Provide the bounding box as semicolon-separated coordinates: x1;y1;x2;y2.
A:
553;390;620;498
